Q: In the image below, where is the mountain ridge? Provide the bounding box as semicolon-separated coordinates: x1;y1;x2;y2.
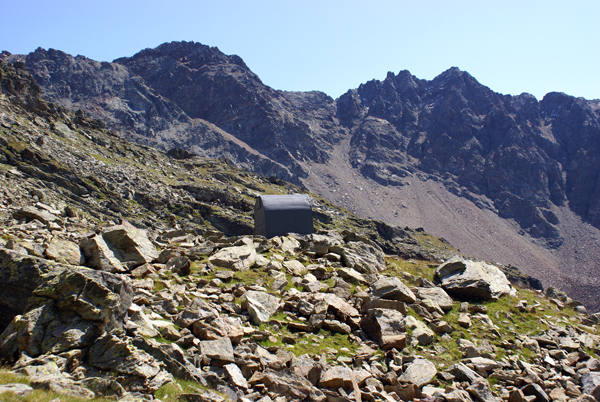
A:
3;41;600;311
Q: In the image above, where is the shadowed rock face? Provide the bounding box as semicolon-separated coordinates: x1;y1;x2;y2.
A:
340;68;600;248
4;43;600;307
114;41;346;175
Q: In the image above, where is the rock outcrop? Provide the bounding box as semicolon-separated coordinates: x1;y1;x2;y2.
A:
435;256;515;301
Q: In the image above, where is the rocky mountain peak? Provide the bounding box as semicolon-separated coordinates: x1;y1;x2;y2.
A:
116;40;250;74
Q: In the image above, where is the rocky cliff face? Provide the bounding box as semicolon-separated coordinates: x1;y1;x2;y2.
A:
3;42;600;311
338;68;599;248
115;42;346;172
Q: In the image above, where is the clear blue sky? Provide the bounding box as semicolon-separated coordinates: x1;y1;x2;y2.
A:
2;0;598;100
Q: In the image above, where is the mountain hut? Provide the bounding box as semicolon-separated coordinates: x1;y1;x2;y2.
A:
254;194;313;238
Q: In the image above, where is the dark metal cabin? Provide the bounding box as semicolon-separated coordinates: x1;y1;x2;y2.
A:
254;194;313;238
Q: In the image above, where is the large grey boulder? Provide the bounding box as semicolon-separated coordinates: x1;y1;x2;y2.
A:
87;332;172;393
435;257;515;301
174;298;219;328
80;223;159;272
0;249;59;332
224;363;249;390
399;358;437;388
33;269;133;327
291;355;323;386
413;287;454;311
0;383;34;397
132;335;205;384
199;337;235;363
80;235;126;273
13;206;61;226
319;366;370;389
371;276;417;303
248;369;316;401
331;241;386;274
101;223;159;268
192;315;244;344
362;297;407;315
449;363;484;383
405;315;434;346
467;380;501;402
0;266;133;362
582;372;600;401
240;290;281;325
304;232;343;257
361;308;406;350
304;293;360;326
208;239;257;270
45;237;84;266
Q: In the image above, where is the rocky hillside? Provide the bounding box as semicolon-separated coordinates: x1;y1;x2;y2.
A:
3;59;600;402
2;42;600;312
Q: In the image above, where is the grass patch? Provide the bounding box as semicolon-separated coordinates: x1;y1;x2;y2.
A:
155;378;231;402
0;368;114;402
259;326;360;360
384;257;436;284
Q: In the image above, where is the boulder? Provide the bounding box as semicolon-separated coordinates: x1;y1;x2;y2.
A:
30;374;95;399
248;369;314;401
13;206;60;225
283;260;307;276
0;266;133;362
371;276;417;303
45;237;84;266
467;380;501;402
521;383;550;402
101;223;159;268
445;389;473;402
240;290;280;325
458;313;472;328
0;383;34;396
322;319;351;334
449;363;484;383
305;233;342;257
224;363;248;390
337;267;368;285
361;308;406;350
405;315;434;346
319;366;370;389
581;372;600;401
80;235;126;273
33;268;133;326
291;355;322;386
199;337;235;363
192;315;244;344
78;377;126;399
435;257;514;301
174;299;219;328
413;287;454;311
209;242;257;270
331;241;386;274
87;332;171;392
398;358;437;388
304;293;360;325
0;249;59;332
319;366;354;389
132;335;205;384
362;297;407;315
